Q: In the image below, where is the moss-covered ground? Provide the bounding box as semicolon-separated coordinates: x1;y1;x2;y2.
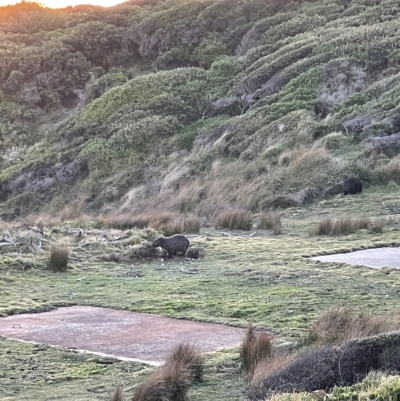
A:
1;187;400;400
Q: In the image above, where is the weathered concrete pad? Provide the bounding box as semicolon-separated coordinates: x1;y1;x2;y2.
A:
311;247;400;269
0;306;245;365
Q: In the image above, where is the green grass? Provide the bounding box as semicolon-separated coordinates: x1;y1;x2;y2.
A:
2;188;400;400
0;337;243;401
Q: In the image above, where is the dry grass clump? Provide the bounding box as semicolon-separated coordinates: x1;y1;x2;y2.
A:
251;352;298;385
132;361;191;401
97;212;200;235
59;196;88;222
313;216;371;235
159;214;201;237
369;217;388;233
276;145;339;189
259;211;282;235
101;253;121;263
165;343;204;383
353;215;370;230
307;305;400;345
314;218;333;235
331;216;354;235
131;342;203;401
240;323;273;380
215;209;252;230
47;243;69;272
111;384;123;401
374;154;400;184
247;332;400;400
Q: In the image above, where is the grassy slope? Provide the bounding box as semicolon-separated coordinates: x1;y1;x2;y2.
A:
2;0;400;218
2;0;400;400
2;187;400;400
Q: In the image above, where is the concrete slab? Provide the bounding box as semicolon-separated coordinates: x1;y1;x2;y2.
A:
311;247;400;269
0;306;246;365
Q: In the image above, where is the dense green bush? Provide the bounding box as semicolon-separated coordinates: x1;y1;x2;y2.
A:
192;38;228;69
177;115;229;150
3;0;400;216
80;68;208;123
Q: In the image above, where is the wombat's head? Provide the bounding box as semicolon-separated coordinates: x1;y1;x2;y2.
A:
152;236;163;248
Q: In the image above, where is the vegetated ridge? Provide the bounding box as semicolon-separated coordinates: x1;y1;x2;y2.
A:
1;0;400;221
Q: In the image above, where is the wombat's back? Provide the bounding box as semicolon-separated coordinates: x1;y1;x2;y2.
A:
343;177;362;195
152;234;189;257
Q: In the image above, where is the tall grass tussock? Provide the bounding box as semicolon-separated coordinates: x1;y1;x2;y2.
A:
240;323;273;381
250;352;298;385
165;342;204;383
259;211;282;235
307;305;400;345
111;384;123;401
97;212;200;235
313;216;371;235
369;217;388;233
215;209;252;230
131;342;204;401
47;244;69;272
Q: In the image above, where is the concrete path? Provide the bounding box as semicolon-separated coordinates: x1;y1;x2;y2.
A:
0;306;246;365
311;247;400;268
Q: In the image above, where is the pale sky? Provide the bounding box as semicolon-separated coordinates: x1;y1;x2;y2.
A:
0;0;125;8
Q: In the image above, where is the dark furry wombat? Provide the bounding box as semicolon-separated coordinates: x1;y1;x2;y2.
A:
343;177;362;195
152;234;189;258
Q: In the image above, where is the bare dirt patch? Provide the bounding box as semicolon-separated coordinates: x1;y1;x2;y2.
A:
0;306;246;365
311;247;400;268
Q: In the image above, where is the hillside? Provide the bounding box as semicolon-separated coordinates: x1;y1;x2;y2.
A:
2;2;400;399
1;0;400;222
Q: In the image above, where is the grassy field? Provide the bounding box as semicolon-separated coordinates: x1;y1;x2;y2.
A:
2;187;400;400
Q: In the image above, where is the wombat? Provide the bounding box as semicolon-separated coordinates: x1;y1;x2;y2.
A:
343;177;362;195
152;234;189;258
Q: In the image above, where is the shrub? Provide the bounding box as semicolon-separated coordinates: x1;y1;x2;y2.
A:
247;333;400;400
47;244;69;272
246;345;339;400
192;38;227;69
240;323;273;380
80;68;207;124
317;58;366;116
331;372;400;401
177;115;229;151
215;209;252;230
